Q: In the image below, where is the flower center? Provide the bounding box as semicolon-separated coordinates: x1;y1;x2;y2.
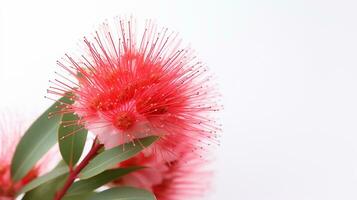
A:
114;112;136;130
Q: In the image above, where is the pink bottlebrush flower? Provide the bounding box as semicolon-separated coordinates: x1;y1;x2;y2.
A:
0;115;57;200
111;151;212;200
48;17;221;158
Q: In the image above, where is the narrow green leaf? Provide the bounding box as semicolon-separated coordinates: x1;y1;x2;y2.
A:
58;112;88;167
88;187;156;200
11;95;73;181
22;173;68;200
66;167;143;196
18;163;68;194
79;136;158;179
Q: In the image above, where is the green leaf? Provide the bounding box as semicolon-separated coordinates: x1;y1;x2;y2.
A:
66;167;143;196
11;95;73;181
62;192;96;200
58;112;88;167
18;162;69;194
22;173;68;200
88;187;156;200
79;136;158;179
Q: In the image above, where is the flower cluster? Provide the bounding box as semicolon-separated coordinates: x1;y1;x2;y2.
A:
49;18;221;159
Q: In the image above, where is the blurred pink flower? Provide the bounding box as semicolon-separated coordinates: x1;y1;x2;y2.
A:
112;150;212;200
0;115;57;199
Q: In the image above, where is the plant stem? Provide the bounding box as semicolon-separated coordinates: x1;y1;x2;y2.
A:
54;139;103;200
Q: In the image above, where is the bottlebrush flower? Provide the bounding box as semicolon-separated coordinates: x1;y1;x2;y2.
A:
48;17;221;158
0;115;56;199
111;151;211;200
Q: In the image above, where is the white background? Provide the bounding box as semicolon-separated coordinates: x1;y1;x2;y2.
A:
1;0;357;199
